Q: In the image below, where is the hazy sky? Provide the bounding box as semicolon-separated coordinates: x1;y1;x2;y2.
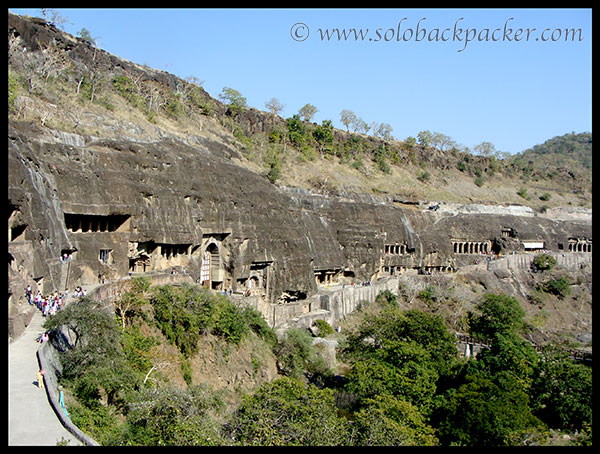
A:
10;8;592;154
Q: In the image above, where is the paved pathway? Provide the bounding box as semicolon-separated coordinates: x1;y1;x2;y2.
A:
8;308;81;446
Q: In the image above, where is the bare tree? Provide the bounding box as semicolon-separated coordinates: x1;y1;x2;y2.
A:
265;97;285;116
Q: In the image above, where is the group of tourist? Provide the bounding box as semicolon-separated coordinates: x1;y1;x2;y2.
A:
24;284;86;318
25;284;66;318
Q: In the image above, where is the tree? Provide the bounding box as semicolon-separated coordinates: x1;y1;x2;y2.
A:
265;148;282;184
77;28;98;46
352;394;438;446
340;109;357;132
373;123;394;141
114;276;151;329
531;346;593;431
434;371;544;446
474;141;497;157
468;293;525;339
226;377;350;446
417;130;433;147
298;103;318;122
43;297;140;411
285;114;307;147
475;332;540;390
313;120;335;155
218;87;247;114
125;385;226;446
275;328;329;379
39;8;70;29
265;97;285;116
430;132;457;151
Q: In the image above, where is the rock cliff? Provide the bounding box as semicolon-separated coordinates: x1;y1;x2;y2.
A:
8;12;592;343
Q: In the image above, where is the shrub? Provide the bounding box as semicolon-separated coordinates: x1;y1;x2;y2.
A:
531;253;556;272
517;187;531;200
417;170;430;183
539;277;571;298
313;319;335;337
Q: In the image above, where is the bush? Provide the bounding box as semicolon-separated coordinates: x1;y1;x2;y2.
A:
417;170;430;183
313;319;335;337
531;253;556;272
276;328;329;379
517;187;531;200
539;277;571;298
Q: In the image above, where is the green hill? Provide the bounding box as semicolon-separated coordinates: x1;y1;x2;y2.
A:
509;132;592;181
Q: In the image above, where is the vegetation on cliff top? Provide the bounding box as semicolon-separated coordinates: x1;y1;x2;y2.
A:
8;11;591;208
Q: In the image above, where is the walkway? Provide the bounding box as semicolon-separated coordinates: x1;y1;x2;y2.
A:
8;309;81;446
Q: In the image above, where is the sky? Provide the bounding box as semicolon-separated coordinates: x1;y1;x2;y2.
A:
10;8;592;155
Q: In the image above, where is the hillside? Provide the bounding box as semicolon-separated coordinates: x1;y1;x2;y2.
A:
512;132;592;172
8;12;591;210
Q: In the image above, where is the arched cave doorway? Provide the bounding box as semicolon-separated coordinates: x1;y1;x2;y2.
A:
200;243;222;289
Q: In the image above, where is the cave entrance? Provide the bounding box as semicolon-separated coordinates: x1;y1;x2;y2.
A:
200;243;222;289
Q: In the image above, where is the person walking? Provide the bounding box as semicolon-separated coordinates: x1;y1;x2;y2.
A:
36;369;45;389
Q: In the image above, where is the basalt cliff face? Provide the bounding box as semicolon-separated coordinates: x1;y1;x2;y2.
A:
8;13;592;342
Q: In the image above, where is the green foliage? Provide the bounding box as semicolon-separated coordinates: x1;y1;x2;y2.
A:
49;287;590;446
210;300;249;345
517;186;531;200
511;132;592;172
112;76;141;108
468;293;525;339
124;385;226;446
312;119;334;154
218;86;247;114
298;103;318;122
375;289;398;307
417;169;431;183
276;328;329;379
531;346;593;431
539;277;571;298
265;147;282;184
150;285;202;357
43;297;143;440
8;72;20;112
226;377;350;446
531;253;557;272
474;176;485;187
150;284;276;356
285;114;307;147
352;394;438;446
373;144;391;174
313;319;335;337
434;371;544;446
343;306;458;415
120;324;159;373
475;332;540;390
417;130;433;147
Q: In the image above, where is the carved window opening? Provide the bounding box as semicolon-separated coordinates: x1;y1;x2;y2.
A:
452;240;491;254
384;242;409;255
64;213;131;233
99;249;112;265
